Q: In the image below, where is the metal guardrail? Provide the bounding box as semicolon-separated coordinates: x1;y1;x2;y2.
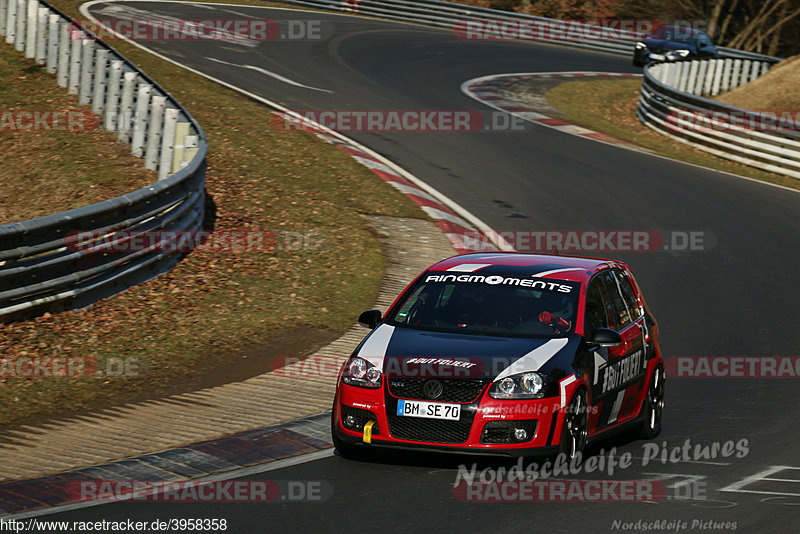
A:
638;59;800;180
280;0;782;61
0;0;207;322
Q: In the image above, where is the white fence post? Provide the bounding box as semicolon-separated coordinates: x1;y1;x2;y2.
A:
720;58;733;92
159;108;179;180
46;13;58;72
68;30;82;95
117;70;138;143
14;0;24;51
0;0;7;38
703;60;717;95
4;0;15;44
693;61;707;95
729;59;742;90
34;5;46;64
105;59;123;131
24;0;35;57
684;60;698;94
79;39;94;105
172;122;190;173
56;20;69;87
144;95;166;171
91;48;108;115
131;83;151;157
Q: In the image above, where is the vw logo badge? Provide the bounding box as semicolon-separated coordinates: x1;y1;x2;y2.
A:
422;379;444;399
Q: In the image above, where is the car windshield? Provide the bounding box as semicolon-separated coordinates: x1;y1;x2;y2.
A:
650;26;700;42
385;272;581;338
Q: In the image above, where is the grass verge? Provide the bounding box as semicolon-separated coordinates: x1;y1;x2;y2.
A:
0;2;426;427
543;77;800;192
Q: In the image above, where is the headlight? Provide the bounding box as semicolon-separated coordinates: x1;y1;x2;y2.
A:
342;356;382;388
672;49;691;57
489;372;547;399
635;42;646;50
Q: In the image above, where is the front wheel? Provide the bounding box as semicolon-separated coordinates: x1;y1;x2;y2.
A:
638;366;665;439
559;390;588;462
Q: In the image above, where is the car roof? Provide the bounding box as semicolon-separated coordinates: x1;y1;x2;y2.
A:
427;253;627;283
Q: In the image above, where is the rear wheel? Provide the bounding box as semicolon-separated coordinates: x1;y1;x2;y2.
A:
559;390;588;462
638;365;665;439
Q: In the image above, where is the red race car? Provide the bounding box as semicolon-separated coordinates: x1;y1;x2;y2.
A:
332;253;665;459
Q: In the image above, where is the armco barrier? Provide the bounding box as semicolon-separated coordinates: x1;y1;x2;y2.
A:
0;0;207;322
278;0;781;61
638;59;800;180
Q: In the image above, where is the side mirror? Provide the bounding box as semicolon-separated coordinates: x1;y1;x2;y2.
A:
358;309;382;329
588;327;622;348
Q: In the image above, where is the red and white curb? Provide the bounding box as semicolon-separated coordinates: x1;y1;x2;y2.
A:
462;71;641;147
273;112;507;252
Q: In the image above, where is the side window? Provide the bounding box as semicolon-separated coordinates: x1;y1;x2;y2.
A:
584;278;610;339
600;271;632;329
613;270;642;321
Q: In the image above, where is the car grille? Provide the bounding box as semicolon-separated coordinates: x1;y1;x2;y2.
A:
386;409;475;444
387;378;486;403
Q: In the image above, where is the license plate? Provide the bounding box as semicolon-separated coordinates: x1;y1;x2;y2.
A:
648;53;665;60
397;399;461;420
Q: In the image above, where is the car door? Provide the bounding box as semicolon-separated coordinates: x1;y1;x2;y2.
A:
590;270;647;430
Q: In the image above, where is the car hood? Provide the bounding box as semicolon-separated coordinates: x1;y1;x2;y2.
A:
353;324;579;381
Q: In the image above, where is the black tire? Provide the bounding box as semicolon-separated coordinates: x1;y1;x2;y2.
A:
559;390;588;462
638;365;665;439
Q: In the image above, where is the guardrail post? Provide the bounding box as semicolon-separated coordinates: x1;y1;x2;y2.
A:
117;70;138;143
720;58;733;93
649;64;663;83
0;0;7;38
703;59;716;95
159;108;179;180
694;61;707;95
14;0;24;51
664;62;677;88
4;0;15;43
23;0;34;57
144;95;166;170
56;19;69;87
711;59;724;95
34;5;46;64
172;122;190;173
759;62;769;77
131;83;151;157
685;60;698;94
79;39;94;105
729;59;742;90
105;59;123;131
68;29;82;95
748;60;760;83
91;48;108;115
46;13;58;72
674;62;687;92
739;59;751;87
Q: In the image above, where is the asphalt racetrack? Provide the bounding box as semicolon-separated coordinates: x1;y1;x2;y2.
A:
56;3;800;531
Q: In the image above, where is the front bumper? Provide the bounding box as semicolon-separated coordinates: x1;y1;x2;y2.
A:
333;381;576;456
